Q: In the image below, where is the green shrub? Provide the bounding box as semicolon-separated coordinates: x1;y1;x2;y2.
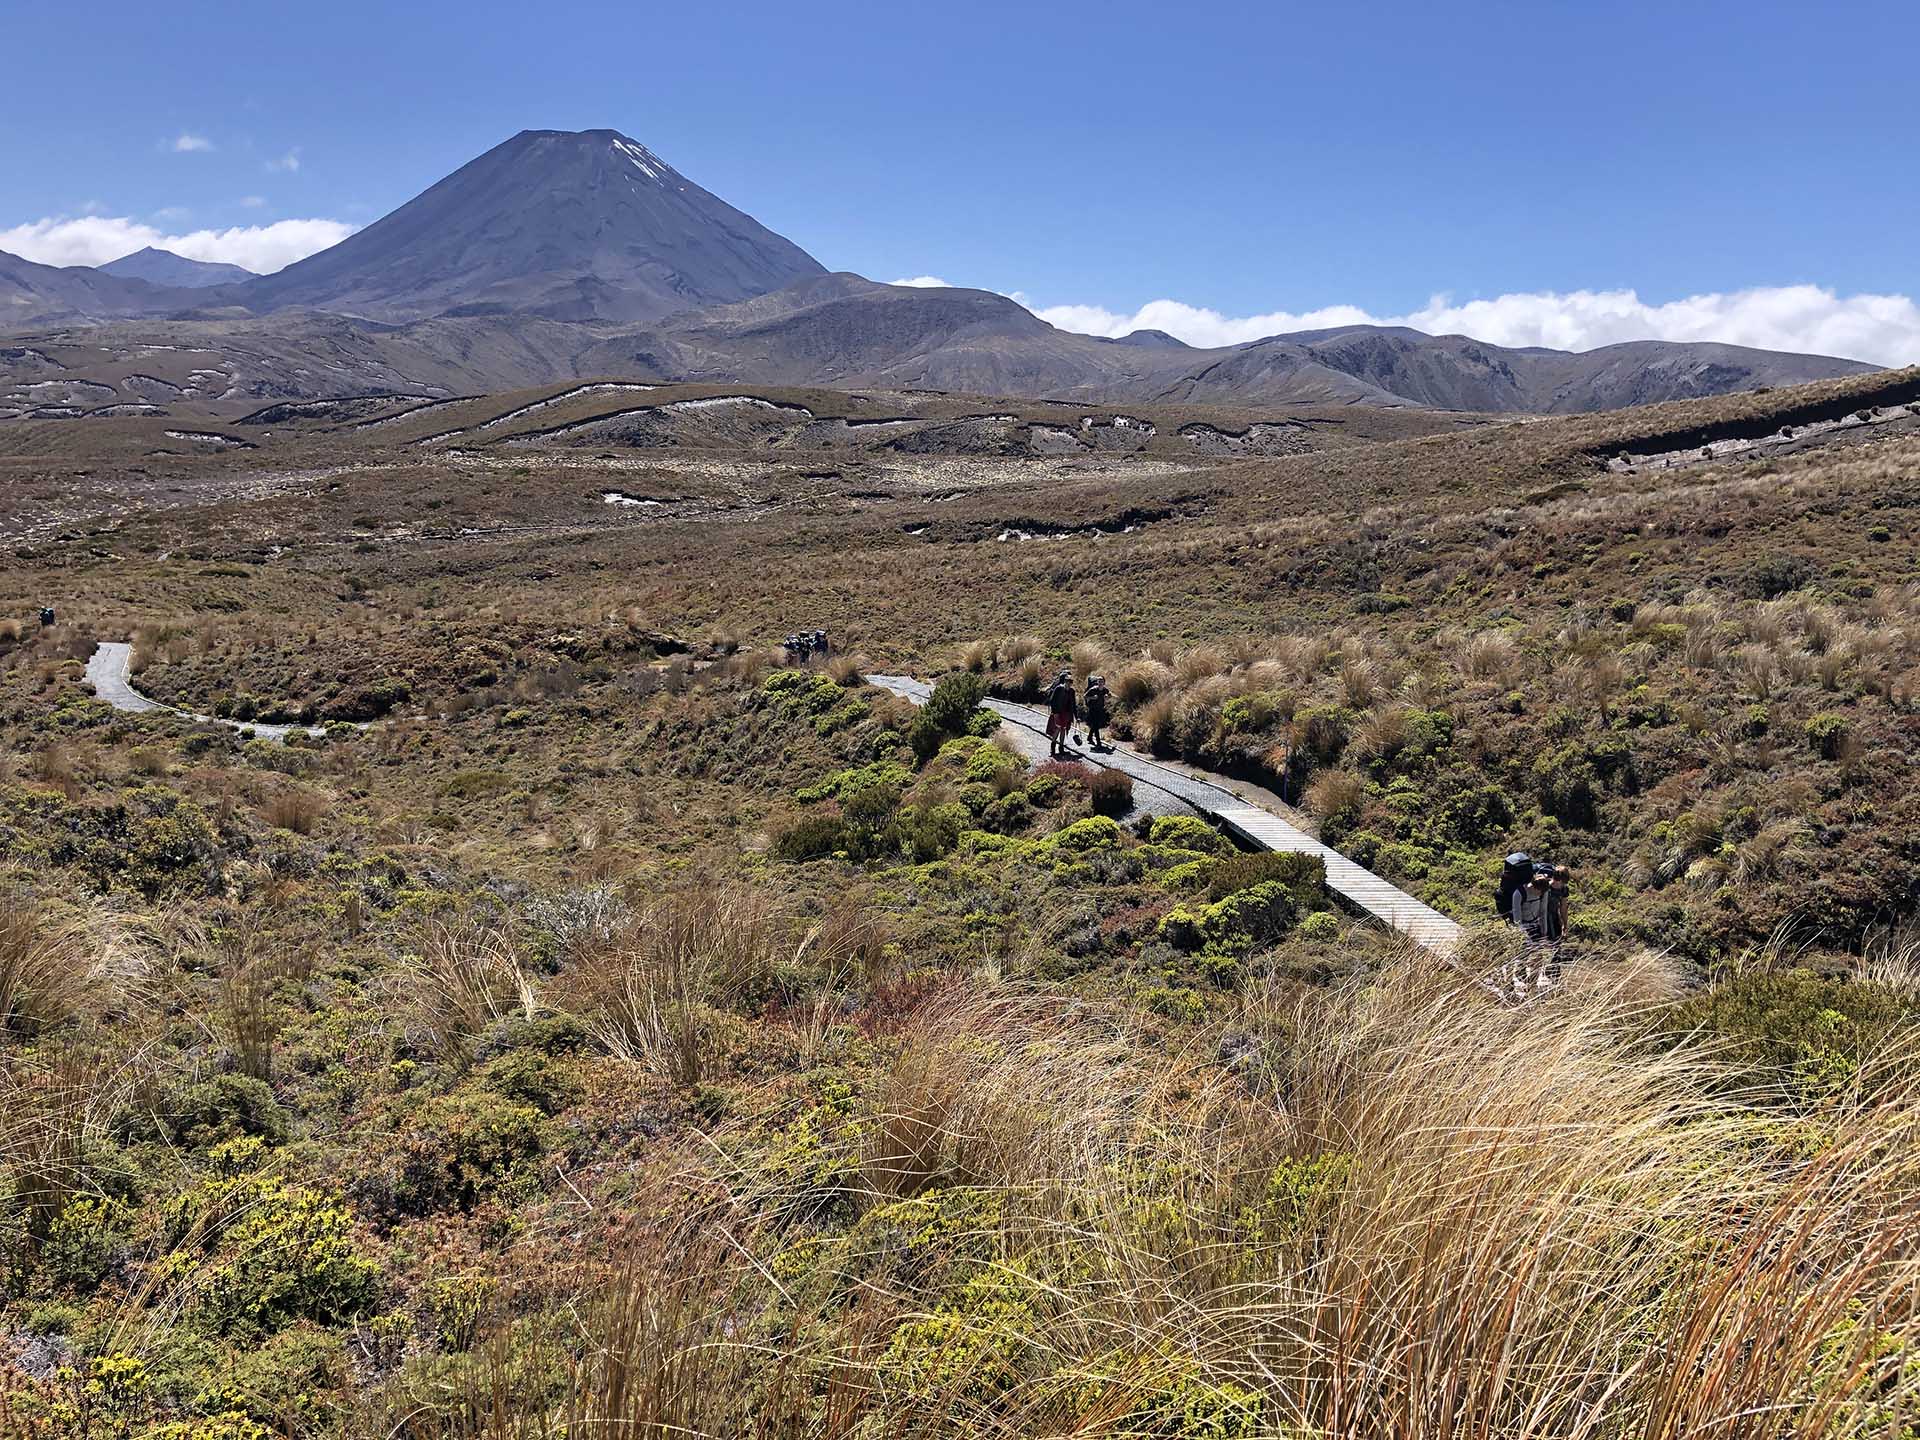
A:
1663;970;1918;1101
376;1090;548;1216
775;813;848;861
795;761;911;804
1220;691;1289;734
1249;1153;1352;1242
1045;816;1124;852
132;1074;289;1151
427;1272;500;1351
475;1049;581;1116
1293;705;1350;762
963;744;1021;786
1161;877;1305;956
1148;815;1230;857
1204;851;1325;907
45;785;224;897
40;1196;126;1291
1198;880;1300;954
958;781;996;815
1296;911;1340;943
1025;772;1066;806
1071;1356;1264;1438
910;673;989;762
983;791;1033;834
1140;985;1207;1023
1534;744;1601;827
839;1186;1005;1294
1805;712;1850;760
881;1268;1042;1401
896;799;969;863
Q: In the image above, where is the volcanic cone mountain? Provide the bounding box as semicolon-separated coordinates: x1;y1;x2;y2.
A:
234;129;825;323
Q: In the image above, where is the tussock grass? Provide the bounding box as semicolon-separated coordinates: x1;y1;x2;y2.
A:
552;885;784;1085
427;959;1920;1435
0;892;97;1039
401;922;536;1060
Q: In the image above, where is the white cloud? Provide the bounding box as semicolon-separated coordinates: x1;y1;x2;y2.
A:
172;133;213;153
1026;285;1920;366
266;149;301;173
889;275;952;288
0;214;355;274
238;195;267;209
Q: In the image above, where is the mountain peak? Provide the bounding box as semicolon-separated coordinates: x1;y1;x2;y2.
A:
232;127;824;323
98;246;256;289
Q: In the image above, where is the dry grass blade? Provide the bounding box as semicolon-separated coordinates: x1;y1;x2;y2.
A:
404;921;536;1060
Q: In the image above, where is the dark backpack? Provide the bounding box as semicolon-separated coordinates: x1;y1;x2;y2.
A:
1495;856;1533;918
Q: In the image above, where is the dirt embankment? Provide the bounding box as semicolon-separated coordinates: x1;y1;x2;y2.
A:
1596;368;1920;464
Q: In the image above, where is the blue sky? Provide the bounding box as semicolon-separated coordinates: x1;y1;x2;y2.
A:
3;0;1917;359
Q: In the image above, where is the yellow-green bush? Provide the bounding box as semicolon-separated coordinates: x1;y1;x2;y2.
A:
164;1172;377;1338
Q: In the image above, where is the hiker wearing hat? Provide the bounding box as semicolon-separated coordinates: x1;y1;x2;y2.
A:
1082;673;1111;752
1043;669;1077;758
1511;866;1554;943
1510;865;1556;996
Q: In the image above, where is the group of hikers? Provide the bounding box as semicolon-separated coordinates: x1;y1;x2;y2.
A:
1497;851;1573;984
1041;669;1110;758
781;630;831;663
805;640;1576;976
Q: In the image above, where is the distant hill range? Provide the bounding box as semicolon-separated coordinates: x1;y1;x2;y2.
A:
0;129;1879;413
98;247;256;289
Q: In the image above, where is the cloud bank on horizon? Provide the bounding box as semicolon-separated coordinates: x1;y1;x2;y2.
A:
893;275;1920;367
2;214;357;275
1025;286;1920;368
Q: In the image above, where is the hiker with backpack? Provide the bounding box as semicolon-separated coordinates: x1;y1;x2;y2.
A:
1510;865;1554;942
1495;851;1533;924
1509;864;1556;996
1043;669;1077;759
1082;674;1111;752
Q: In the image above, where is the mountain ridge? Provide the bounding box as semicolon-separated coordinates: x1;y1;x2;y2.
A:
0;128;1882;413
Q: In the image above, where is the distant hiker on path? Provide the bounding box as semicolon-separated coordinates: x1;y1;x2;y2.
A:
1043;669;1077;758
1083;674;1111;751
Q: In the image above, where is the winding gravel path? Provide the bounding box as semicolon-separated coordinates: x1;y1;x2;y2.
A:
84;641;328;742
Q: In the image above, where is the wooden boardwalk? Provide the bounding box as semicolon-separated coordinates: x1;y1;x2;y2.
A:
870;674;1464;957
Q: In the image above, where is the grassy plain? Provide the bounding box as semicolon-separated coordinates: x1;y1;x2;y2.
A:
2;368;1920;1436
